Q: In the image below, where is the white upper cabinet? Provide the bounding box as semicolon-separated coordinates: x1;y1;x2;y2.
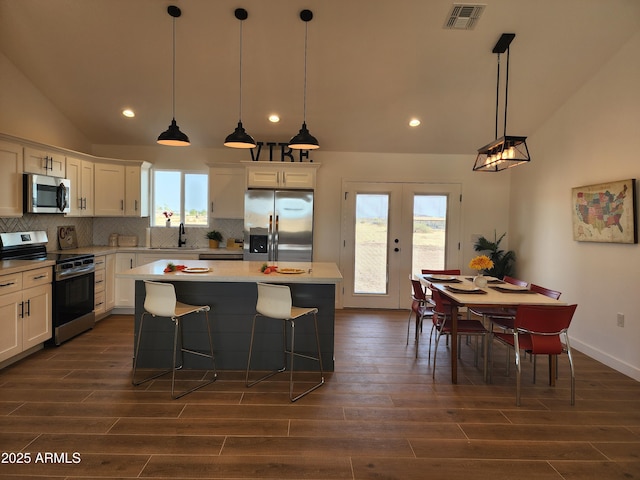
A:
246;163;318;189
94;163;125;216
209;165;245;218
23;147;65;178
66;156;94;217
0;140;24;217
125;165;149;217
94;162;149;217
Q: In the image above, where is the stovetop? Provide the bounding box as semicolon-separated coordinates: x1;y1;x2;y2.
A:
0;230;93;265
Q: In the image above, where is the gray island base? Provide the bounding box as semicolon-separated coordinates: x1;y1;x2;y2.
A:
118;260;342;372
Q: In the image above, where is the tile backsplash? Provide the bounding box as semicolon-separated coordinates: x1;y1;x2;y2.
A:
0;215;244;250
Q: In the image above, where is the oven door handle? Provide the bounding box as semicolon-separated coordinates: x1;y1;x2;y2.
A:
56;265;95;281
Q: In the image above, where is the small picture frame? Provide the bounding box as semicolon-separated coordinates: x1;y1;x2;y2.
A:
572;179;637;244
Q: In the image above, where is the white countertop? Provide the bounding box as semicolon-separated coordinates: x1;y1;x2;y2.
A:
52;246;243;256
116;260;343;284
0;259;55;276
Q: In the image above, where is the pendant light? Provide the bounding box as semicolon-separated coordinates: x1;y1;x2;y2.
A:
157;5;190;146
473;33;530;171
224;8;256;149
288;9;319;150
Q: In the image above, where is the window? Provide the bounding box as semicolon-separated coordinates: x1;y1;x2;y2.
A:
152;170;208;226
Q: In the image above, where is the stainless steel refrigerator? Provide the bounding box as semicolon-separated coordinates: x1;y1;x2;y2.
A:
243;189;314;262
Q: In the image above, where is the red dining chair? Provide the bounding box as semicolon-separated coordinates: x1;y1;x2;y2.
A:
430;288;488;379
490;280;560;377
492;304;578;406
528;284;562;382
421;269;462;351
407;277;433;358
473;276;530;330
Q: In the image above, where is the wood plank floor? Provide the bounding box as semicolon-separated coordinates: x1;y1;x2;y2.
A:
1;310;639;479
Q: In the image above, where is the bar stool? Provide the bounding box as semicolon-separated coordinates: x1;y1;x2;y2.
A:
245;282;324;402
132;280;217;399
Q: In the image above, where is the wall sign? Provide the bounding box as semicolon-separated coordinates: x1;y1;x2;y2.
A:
249;142;313;162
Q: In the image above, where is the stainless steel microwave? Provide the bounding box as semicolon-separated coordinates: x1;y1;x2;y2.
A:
24;174;71;214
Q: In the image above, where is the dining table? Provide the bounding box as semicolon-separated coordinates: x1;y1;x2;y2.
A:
418;274;566;384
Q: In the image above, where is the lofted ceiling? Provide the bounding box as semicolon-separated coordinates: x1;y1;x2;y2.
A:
1;0;639;155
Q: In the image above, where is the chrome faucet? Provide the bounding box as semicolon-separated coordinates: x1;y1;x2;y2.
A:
178;223;186;247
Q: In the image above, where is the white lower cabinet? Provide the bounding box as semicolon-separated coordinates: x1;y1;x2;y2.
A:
0;266;52;365
115;253;199;309
115;253;137;308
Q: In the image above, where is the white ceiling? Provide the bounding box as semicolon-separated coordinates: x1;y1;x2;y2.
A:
1;0;639;154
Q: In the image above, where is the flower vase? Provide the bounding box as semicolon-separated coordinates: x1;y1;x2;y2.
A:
166;219;171;227
473;273;488;288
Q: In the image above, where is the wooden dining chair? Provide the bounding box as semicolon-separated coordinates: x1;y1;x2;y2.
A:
407;277;433;358
491;304;578;406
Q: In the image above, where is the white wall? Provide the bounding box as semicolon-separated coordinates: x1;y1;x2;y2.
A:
0;52;91;152
510;31;640;381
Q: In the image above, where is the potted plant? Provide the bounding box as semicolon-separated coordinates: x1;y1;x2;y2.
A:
205;230;223;249
473;231;516;279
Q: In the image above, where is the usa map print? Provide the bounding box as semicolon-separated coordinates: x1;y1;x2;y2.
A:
572;179;637;244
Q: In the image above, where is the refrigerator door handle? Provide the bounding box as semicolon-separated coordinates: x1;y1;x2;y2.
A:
268;214;273;263
274;215;279;262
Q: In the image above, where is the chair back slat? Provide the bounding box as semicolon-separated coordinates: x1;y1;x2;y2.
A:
530;283;562;300
503;276;529;287
422;269;461;275
256;282;292;319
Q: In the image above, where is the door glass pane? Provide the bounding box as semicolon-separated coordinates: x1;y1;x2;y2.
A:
354;194;389;294
412;195;447;275
185;173;208;226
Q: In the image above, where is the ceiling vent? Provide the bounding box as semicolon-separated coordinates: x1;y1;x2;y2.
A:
444;4;485;30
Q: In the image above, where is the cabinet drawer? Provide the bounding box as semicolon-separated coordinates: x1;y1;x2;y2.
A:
22;266;52;289
94;290;106;313
94;269;106;293
0;272;23;296
94;255;106;270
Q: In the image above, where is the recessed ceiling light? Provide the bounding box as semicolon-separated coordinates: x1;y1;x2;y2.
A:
268;114;280;123
122;109;135;118
409;118;421;127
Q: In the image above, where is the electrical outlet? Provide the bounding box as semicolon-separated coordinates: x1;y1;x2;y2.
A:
617;313;625;328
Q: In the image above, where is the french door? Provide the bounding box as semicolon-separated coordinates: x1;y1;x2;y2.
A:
340;181;461;309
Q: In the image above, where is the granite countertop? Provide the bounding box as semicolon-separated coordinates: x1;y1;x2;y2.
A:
116;260;343;284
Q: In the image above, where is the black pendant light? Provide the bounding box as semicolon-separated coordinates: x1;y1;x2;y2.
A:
473;33;530;171
157;5;190;146
224;8;256;149
288;9;319;150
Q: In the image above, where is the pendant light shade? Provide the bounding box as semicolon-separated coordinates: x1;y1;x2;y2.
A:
224;8;256;149
473;33;530;171
158;118;190;146
224;121;256;148
288;122;319;150
157;5;190;147
289;9;319;150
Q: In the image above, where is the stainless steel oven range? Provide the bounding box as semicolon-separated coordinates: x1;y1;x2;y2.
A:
0;231;95;345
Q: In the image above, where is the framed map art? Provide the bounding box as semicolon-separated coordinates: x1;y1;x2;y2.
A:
572;178;637;244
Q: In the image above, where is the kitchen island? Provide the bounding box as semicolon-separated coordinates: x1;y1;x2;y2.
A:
116;260;342;371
